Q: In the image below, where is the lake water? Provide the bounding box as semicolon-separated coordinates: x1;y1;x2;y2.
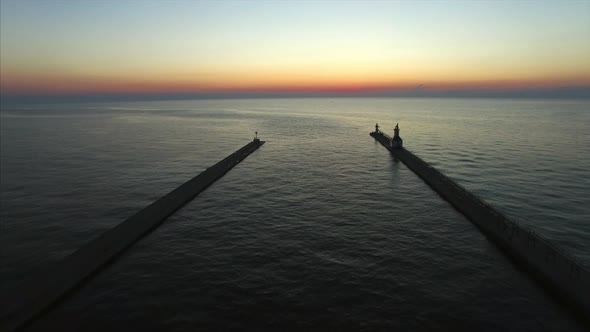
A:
1;98;588;330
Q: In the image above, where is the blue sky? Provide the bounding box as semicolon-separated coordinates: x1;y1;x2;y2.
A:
1;0;589;100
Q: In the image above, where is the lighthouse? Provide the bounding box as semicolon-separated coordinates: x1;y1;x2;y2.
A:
391;123;403;148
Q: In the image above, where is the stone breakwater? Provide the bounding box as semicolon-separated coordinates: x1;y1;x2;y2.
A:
371;131;589;321
0;139;265;331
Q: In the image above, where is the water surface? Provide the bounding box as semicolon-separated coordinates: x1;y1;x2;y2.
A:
1;98;588;330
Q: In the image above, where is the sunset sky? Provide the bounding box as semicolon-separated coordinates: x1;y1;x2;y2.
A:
1;0;589;100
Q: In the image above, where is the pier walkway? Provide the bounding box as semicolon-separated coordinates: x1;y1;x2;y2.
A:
0;139;265;331
371;129;589;320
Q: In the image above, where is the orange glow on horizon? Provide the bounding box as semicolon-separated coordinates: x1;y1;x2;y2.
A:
3;70;590;96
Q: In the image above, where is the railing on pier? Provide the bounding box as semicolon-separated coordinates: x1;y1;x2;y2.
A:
370;130;589;318
398;144;586;273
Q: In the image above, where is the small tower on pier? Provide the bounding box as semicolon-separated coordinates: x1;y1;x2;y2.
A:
253;131;260;143
375;123;380;134
391;123;403;148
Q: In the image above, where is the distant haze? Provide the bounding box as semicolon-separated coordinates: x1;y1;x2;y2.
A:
1;0;589;102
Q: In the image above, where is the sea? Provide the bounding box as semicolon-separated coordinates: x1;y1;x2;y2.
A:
1;98;589;331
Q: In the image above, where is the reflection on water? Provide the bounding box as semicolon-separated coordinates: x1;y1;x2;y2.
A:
1;98;588;330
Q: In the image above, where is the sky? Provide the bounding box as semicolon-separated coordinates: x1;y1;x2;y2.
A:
1;0;590;101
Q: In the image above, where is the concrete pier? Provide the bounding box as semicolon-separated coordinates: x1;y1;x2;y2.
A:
371;130;590;320
0;139;265;331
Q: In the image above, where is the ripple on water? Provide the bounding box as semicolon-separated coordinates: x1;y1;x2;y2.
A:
1;98;588;330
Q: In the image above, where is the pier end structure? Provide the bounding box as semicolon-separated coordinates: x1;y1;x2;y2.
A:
371;125;590;319
0;138;265;331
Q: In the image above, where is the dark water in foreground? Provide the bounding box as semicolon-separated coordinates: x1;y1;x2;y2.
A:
1;98;589;330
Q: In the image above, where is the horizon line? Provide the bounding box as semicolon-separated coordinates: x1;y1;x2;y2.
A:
2;86;590;104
